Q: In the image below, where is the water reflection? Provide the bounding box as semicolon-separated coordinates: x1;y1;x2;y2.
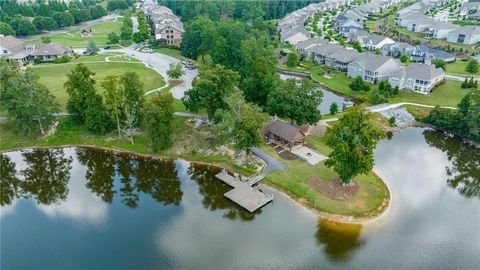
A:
424;130;480;199
0;154;20;205
76;147;183;207
187;163;259;221
315;219;364;262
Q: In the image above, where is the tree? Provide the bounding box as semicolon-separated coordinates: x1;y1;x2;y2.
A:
286;52;298;68
432;58;446;70
0;60;59;135
102;75;125;137
330;102;339;115
465;59;479;74
239;37;280;107
324;108;385;185
399;54;409;63
53;12;74;27
85;94;112;134
144;92;175;152
352;41;363;52
349;76;370;92
64;64;97;123
85;40;99;55
107;32;120;44
266;78;323;125
0;22;15;36
182;55;240;120
120;71;144;125
388;116;396;126
41;36;51;43
90;5;107;19
9;16;37;36
167;62;185;80
216;91;267;157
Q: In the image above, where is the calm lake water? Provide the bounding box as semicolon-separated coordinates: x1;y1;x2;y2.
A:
279;73;347;115
1;128;479;269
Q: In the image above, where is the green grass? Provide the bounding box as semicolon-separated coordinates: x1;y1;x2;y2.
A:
153;47;183;59
263;134;388;218
444;60;479;76
276;63;307;72
26;20;122;48
31;57;165;110
310;66;469;107
392;80;469;107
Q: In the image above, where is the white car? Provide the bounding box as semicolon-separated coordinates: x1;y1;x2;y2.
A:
141;48;153;53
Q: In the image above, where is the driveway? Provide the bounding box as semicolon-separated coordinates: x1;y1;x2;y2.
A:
111;46;197;99
291;146;326;165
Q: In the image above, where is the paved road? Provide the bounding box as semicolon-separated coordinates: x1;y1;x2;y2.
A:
111;46;197;99
251;147;287;175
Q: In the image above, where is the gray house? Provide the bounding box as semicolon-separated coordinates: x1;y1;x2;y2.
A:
388;63;445;93
347;54;402;83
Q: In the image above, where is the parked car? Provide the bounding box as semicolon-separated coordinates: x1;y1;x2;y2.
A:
141;48;153;53
104;45;110;50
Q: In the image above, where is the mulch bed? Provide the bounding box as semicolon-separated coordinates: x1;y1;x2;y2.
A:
308;176;358;201
278;150;298;160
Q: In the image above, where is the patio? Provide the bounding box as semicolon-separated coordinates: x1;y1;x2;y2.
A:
291;146;326;165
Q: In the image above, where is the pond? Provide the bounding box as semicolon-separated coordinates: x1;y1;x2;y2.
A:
1;128;479;269
279;73;347;115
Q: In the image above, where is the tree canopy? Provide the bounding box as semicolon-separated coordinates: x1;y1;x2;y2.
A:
267;78;322;125
324;108;385;184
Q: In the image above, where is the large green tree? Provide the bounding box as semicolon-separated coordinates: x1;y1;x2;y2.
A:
266;78;323;125
239;37;280;107
102;75;125;137
120;71;144;125
0;60;59;135
144;92;175;152
324;108;385;185
64;64;96;123
216;91;267;156
465;59;479;74
167;62;185;80
182;55;240;120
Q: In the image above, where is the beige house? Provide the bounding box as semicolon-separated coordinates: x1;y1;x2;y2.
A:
0;35;72;63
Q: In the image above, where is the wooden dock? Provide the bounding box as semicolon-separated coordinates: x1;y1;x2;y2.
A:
215;171;273;213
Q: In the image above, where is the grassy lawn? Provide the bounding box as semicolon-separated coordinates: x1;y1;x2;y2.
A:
26;20;122;48
153;47;183;59
263;134;388;218
392;80;469;107
445;60;479;76
31;56;165;110
277;63;308;72
310;66;469;107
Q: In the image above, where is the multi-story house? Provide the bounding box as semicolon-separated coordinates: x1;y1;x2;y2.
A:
388;63;445;93
347;54;402;83
446;26;480;45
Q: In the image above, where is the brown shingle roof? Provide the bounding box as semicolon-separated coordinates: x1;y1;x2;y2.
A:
267;120;305;142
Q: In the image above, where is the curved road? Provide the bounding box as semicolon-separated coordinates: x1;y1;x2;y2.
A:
111;46;197;99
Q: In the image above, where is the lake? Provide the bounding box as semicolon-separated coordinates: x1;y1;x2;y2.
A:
1;128;479;269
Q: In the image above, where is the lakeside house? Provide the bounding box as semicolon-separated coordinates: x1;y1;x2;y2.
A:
388;63;445;93
347;54;402;84
0;35;71;63
142;0;184;45
266;120;306;151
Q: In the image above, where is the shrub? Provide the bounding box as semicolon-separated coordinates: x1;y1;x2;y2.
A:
53;56;71;64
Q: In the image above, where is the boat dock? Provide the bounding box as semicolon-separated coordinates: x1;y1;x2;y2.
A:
215;171;273;213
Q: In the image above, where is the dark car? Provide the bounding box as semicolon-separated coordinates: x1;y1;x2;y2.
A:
104;45;110;50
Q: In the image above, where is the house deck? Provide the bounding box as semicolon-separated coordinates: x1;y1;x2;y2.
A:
215;171;273;213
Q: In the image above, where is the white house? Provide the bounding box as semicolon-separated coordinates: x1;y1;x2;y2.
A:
446;26;480;45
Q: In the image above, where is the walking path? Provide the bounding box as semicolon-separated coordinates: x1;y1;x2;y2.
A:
445;74;480;82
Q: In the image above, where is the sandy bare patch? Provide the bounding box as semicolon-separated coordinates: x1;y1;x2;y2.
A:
308;177;358;201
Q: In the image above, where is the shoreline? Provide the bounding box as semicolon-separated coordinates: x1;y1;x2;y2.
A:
1;143;392;225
